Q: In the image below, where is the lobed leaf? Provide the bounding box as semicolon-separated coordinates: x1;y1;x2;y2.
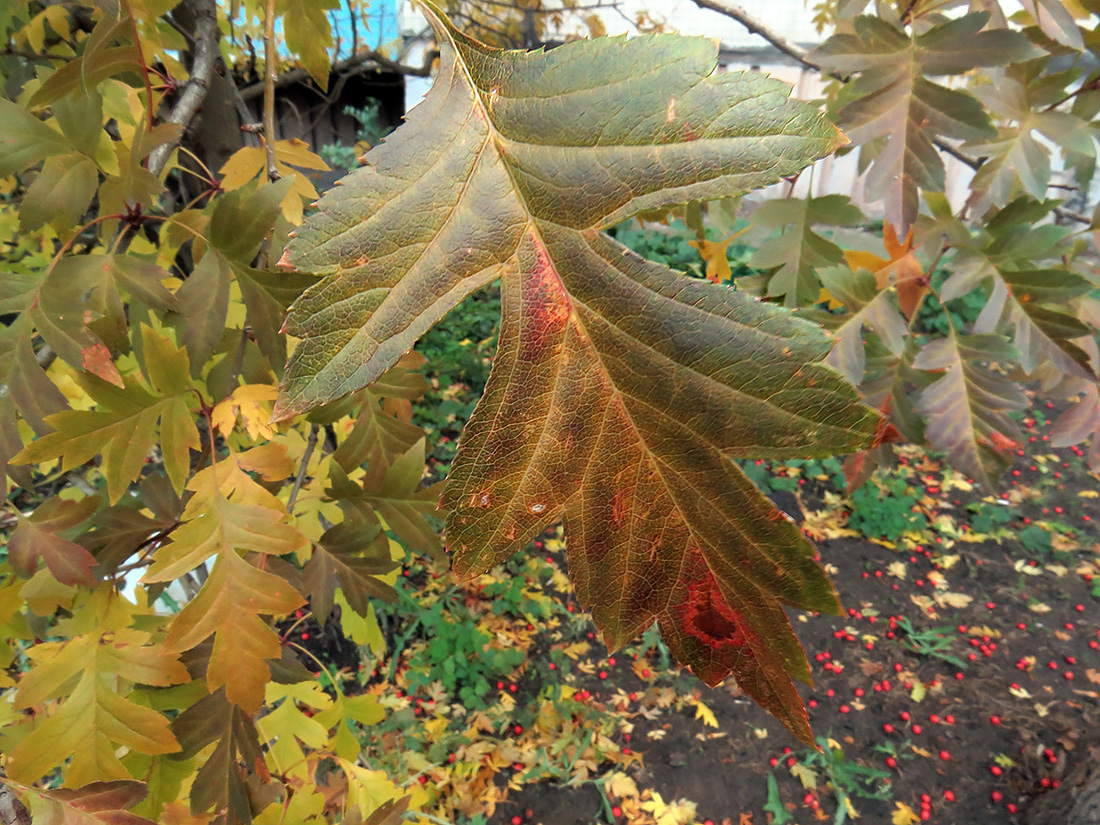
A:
812;13;1042;232
275;0;877;743
913;333;1027;488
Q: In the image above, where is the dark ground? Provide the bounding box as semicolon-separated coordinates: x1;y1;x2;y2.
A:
487;410;1100;825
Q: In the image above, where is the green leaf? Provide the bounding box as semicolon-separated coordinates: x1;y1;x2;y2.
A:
29;16;142;107
764;774;793;825
276;4;847;417
749;195;865;306
275;0;875;743
20;154;98;231
0;98;71;176
913;333;1027;487
174;250;231;375
209;179;294;263
329;439;445;560
13;368;199;504
812;12;1042;231
332;394;429;469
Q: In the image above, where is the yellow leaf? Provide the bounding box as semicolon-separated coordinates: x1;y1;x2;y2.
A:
692;698;718;728
275;138;331;171
164;550;304;711
9;628;186;785
887;561;907;579
790;762;817;789
218;146;266;190
212;384;279;440
935;592;972;609
892;802;921;825
911;745;932;757
1009;685;1032;699
1080;490;1099;498
1029;601;1052;613
605;771;638;799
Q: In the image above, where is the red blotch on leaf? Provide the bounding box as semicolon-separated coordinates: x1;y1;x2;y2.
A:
683;574;751;651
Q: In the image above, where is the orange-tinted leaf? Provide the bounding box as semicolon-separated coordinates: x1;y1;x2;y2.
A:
164;550;304;712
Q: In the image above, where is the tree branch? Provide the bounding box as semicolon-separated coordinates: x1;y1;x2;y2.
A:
690;0;823;71
262;0;281;182
148;0;219;177
237;48;436;102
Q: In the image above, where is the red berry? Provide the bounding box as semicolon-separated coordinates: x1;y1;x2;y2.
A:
883;723;894;733
991;791;1002;802
912;724;923;735
939;750;951;760
886;756;897;768
611;807;622;819
991;765;1002;776
990;715;1001;725
944;790;955;802
513;817;523;825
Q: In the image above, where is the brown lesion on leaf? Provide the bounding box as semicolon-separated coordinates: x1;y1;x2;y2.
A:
683;574;753;652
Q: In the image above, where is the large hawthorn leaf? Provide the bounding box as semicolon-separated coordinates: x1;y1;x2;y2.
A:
914;333;1027;488
275;1;877;743
812;12;1042;232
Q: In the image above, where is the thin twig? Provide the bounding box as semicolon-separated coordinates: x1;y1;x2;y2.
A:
148;0;219;177
691;0;823;71
262;0;281;182
219;56;262;148
237;48;436;101
286;424;320;514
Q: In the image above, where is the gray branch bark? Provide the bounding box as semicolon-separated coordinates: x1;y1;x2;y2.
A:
148;0;220;177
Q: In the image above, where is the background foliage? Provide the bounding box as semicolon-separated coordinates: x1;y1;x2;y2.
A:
3;0;1100;823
